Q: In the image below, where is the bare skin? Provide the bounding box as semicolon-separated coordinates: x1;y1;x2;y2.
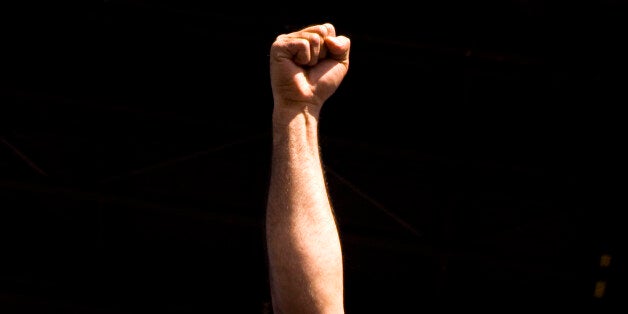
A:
265;23;350;314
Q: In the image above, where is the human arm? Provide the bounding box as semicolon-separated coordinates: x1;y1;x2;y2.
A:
265;23;350;314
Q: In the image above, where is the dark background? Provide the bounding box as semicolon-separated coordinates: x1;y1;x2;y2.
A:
1;0;625;312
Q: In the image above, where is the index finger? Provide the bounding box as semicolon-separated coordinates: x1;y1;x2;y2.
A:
298;23;336;38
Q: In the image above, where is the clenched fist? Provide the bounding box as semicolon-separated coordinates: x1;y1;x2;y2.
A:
270;23;350;114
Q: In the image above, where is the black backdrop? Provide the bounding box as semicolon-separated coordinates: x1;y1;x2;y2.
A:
1;1;625;313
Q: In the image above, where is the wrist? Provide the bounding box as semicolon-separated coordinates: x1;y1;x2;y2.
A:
272;101;322;128
272;103;321;155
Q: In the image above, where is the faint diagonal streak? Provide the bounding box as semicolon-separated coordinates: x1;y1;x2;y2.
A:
0;136;48;176
98;132;269;184
324;165;423;238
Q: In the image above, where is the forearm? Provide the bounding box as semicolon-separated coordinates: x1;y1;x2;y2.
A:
266;105;344;314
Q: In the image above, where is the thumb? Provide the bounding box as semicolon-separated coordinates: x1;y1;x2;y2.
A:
325;36;350;61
